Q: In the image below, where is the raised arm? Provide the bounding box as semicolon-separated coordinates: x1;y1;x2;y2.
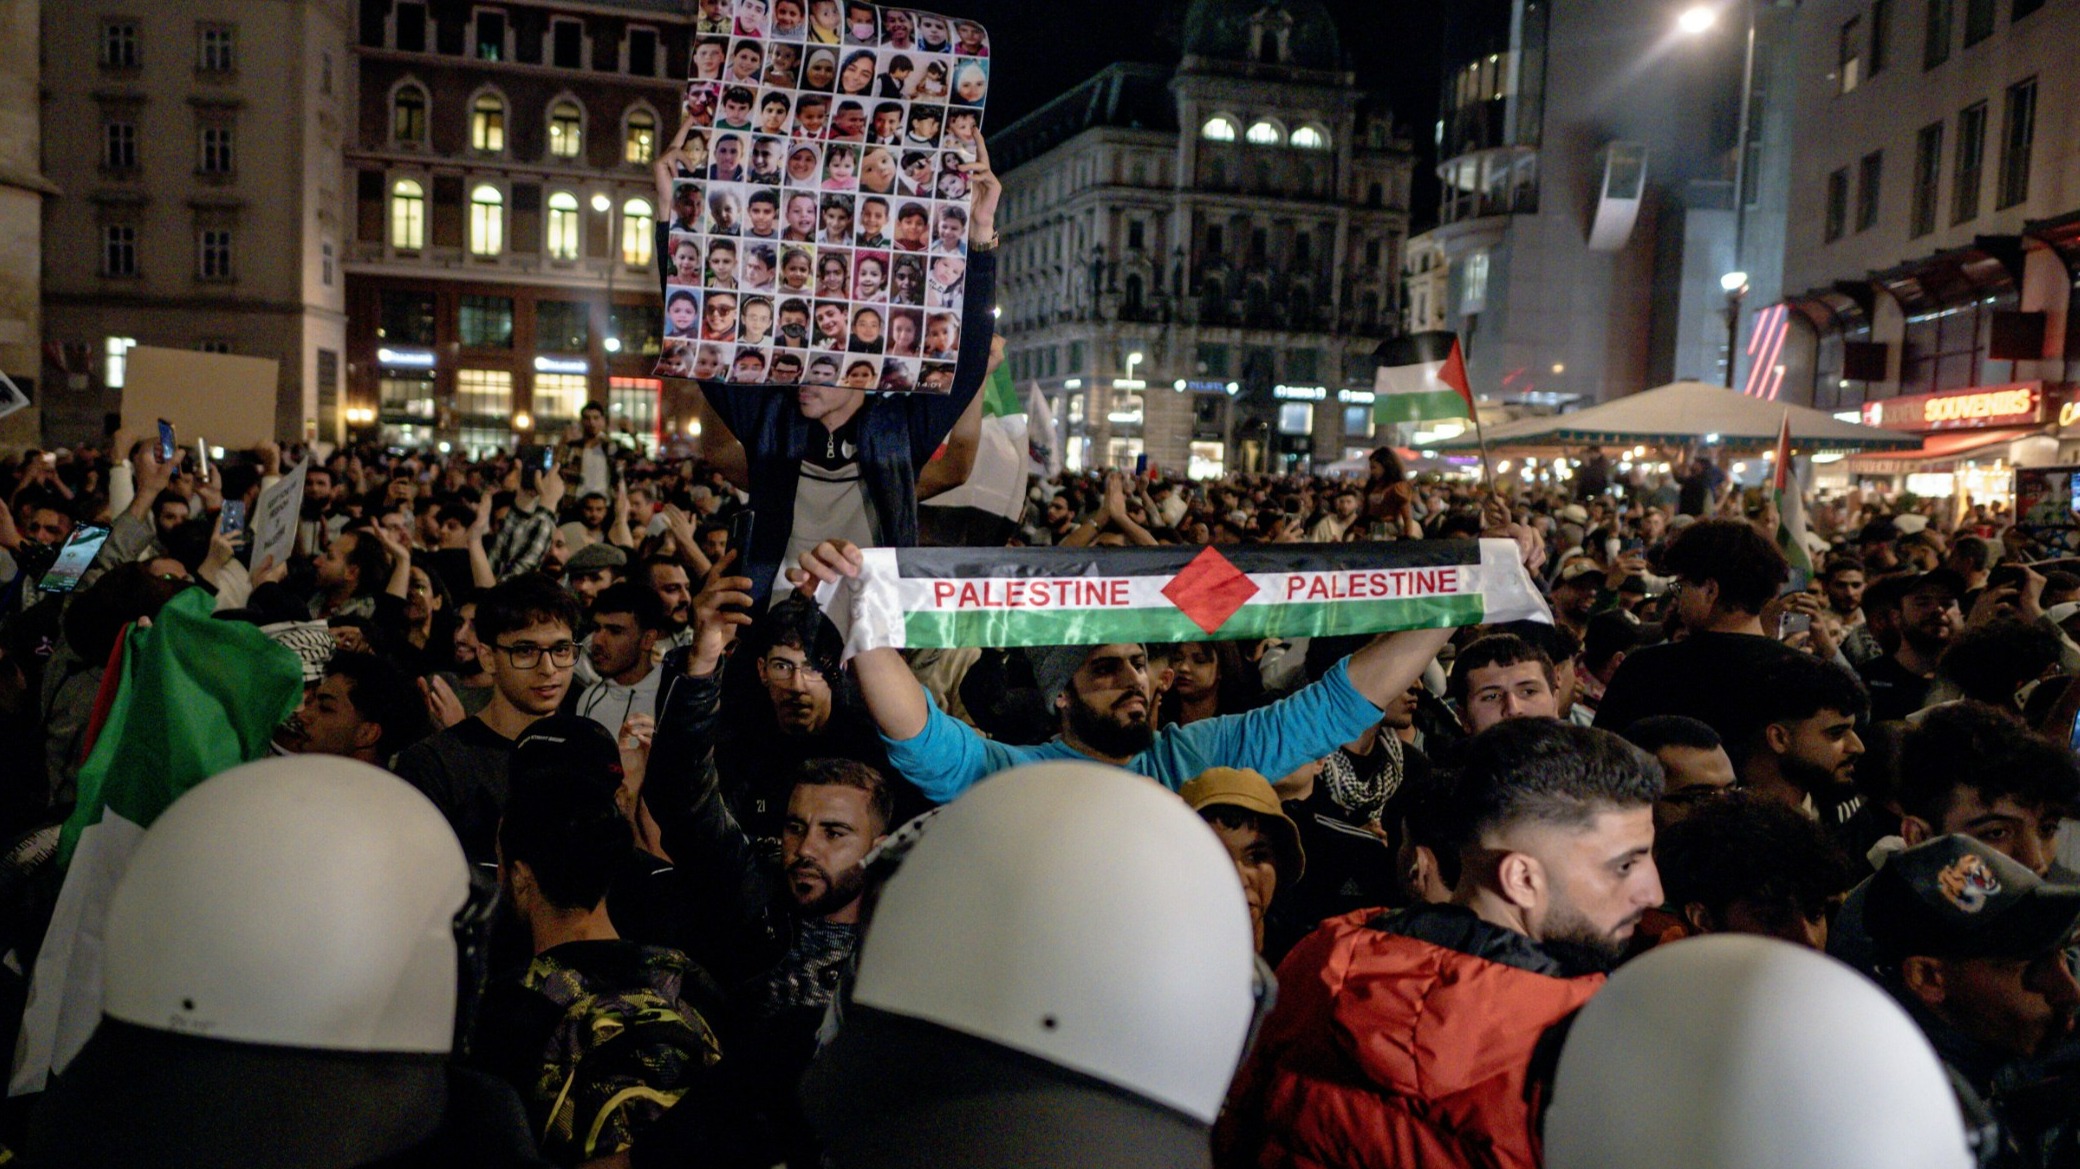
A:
1344;627;1455;709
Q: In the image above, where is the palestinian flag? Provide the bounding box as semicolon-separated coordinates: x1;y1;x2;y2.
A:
1772;411;1814;582
1373;332;1476;426
823;540;1549;654
923;363;1028;523
13;587;303;1095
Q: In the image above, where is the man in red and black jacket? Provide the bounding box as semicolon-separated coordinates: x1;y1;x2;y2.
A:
1217;719;1665;1169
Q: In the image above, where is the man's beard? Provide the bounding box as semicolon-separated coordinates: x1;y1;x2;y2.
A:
788;857;866;919
1538;897;1637;976
1782;750;1850;795
1902;623;1952;654
1065;691;1154;759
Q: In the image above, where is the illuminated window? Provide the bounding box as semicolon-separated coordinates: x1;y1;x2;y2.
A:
1246;120;1283;146
105;335;138;387
471;93;505;153
390;179;425;249
1292;124;1328;150
546;191;581;260
624;109;656;164
455;368;513;417
1200;115;1238;142
621;198;654;265
469;184;504;256
533;374;588;431
548;101;583;160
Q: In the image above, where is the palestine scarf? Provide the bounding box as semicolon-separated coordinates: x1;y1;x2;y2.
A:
816;539;1550;658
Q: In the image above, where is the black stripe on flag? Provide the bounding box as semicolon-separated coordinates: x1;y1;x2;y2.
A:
890;541;1485;581
1373;331;1460;371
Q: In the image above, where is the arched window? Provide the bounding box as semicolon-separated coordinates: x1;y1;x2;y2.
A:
1245;120;1283;146
546;191;580;260
470;93;505;153
1292;124;1329;151
469;184;504;255
548;101;583;160
623;108;656;165
621;197;654;265
1200;115;1238;143
390;178;425;249
392;85;427;146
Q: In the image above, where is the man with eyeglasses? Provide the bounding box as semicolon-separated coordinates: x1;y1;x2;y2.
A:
395;575;583;864
1617;715;1737;833
713;594;893;840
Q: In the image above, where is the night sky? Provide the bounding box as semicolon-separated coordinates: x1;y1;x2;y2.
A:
960;0;1465;224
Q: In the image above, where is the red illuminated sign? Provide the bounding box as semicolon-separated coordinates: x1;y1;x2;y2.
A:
1861;382;2048;432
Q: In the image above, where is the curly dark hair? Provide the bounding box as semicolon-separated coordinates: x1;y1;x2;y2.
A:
1898;701;2080;827
1660;519;1789;615
1936;619;2062;708
1657;791;1854;926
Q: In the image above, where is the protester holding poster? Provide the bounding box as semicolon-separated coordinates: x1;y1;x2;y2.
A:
650;82;1001;604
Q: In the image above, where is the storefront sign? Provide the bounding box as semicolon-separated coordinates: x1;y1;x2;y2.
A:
1861;382;2047;432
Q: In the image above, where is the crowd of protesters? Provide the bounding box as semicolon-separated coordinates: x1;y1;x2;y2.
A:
0;140;2075;1169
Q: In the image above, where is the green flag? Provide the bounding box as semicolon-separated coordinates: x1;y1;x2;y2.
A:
21;585;305;1093
981;362;1020;418
61;586;304;862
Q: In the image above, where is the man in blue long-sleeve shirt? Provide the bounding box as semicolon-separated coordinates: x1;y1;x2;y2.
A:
791;539;1461;805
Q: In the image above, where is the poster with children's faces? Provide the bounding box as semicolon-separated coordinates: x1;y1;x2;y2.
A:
658;0;989;393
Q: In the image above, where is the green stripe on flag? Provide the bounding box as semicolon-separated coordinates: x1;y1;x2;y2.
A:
981;363;1020;418
61;587;303;865
1374;389;1470;426
903;594;1490;648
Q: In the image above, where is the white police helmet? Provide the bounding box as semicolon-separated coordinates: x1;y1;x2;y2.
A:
835;760;1261;1122
1545;934;1975;1169
103;755;474;1053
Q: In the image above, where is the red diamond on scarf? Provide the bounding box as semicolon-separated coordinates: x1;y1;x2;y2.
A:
1163;547;1259;635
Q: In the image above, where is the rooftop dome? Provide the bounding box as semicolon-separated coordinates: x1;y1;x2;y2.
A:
1180;0;1343;72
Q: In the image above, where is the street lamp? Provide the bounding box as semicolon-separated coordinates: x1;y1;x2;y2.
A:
1721;271;1749;389
1683;2;1760;388
593;193;620;368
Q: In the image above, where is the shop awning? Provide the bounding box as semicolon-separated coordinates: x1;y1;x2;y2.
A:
1436;380;1921;453
1842;427;2039;474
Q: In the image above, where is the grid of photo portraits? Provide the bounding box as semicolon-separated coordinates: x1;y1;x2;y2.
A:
656;0;990;393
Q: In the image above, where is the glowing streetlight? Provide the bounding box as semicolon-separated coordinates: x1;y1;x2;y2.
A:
590;192;611;213
1677;5;1717;34
1720;270;1750;294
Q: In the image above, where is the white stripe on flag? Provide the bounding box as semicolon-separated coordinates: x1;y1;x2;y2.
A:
817;541;1552;658
11;811;147;1095
1375;359;1449;397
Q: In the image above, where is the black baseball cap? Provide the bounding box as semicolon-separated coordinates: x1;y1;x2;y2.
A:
1865;835;2080;965
1898;568;1967;601
512;715;623;792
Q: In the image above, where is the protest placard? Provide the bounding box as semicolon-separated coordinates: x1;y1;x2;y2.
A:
251;458;307;573
655;0;990;393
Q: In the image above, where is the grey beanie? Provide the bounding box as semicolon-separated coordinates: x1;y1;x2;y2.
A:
1027;644;1089;710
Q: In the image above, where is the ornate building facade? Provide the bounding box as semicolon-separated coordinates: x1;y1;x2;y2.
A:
994;0;1412;476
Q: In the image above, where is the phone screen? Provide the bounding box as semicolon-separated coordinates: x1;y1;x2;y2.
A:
156;420;176;463
220;500;247;536
37;524;112;594
195;436;211;481
541;445;557;472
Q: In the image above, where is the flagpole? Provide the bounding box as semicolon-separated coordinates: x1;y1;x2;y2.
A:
1472;404;1497;487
